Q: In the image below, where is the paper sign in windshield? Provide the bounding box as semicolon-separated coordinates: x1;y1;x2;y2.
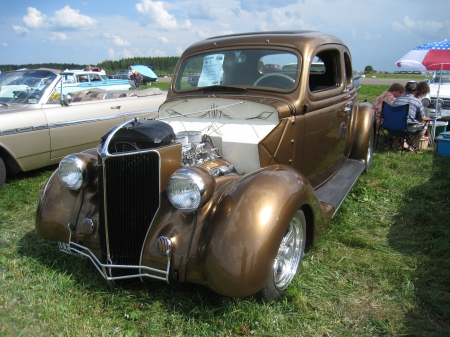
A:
198;54;224;87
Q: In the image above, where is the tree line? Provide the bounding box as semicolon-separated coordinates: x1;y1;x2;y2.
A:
0;56;180;76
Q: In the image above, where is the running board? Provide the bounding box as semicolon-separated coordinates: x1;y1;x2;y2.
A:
314;159;365;218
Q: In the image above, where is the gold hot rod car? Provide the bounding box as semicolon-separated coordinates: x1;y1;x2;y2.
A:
36;31;374;301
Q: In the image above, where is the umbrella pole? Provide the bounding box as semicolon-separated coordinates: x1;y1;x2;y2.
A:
435;63;443;116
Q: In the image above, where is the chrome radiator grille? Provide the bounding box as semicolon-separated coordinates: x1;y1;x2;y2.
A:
101;151;160;278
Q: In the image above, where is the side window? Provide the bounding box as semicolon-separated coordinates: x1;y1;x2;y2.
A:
309;50;341;92
344;52;353;87
46;88;61;104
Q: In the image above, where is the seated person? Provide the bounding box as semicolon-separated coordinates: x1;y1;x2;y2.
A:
392;81;430;151
372;83;405;128
414;81;430;100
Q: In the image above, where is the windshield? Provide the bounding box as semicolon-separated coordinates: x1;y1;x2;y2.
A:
0;69;57;104
431;70;450;84
175;49;299;91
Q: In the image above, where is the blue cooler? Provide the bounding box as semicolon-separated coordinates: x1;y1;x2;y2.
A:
437;131;450;156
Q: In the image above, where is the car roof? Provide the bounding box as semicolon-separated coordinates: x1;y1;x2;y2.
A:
183;31;345;55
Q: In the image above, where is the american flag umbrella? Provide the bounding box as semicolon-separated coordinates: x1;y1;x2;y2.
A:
396;40;450;71
396;40;450;113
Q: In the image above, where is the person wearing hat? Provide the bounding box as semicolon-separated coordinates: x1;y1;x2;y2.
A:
392;81;430;151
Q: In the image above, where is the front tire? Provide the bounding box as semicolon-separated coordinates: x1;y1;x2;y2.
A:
0;157;6;190
258;210;306;301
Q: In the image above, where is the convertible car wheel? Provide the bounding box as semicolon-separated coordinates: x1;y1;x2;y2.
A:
0;157;5;190
258;210;306;301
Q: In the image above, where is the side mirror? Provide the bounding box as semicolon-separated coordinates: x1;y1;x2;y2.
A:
61;93;72;106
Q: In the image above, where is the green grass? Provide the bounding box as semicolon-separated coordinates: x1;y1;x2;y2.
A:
142;82;170;91
1;86;450;336
358;85;389;104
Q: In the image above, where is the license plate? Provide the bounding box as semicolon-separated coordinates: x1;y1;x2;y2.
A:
58;242;76;255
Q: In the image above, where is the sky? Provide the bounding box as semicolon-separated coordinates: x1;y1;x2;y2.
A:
1;0;449;72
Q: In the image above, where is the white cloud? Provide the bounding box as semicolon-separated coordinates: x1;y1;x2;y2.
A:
391;16;444;35
157;36;169;44
50;5;97;30
108;48;116;59
262;9;309;30
188;2;217;21
23;7;48;28
13;25;30;36
49;32;69;41
2;43;8;47
238;0;297;12
150;48;166;57
117;49;134;59
136;0;191;29
22;6;96;31
175;46;184;55
112;36;130;46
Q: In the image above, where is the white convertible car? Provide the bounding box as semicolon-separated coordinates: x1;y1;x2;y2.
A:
0;68;166;189
422;70;450;115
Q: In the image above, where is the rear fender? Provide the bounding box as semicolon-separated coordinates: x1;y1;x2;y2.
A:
187;165;325;297
349;102;374;161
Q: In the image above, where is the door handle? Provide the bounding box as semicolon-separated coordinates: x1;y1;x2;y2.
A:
110;106;121;110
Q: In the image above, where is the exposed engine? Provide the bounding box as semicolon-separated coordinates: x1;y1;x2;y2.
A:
100;118;235;176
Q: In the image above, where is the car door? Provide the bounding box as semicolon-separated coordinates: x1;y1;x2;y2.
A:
42;99;124;160
41;89;166;161
301;47;350;188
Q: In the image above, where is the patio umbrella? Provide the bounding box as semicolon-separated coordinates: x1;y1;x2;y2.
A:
396;40;450;113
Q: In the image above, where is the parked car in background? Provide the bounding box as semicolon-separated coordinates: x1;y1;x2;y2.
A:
60;69;131;94
261;63;281;72
108;65;158;85
107;69;128;80
422;70;450;112
35;31;373;301
0;68;167;189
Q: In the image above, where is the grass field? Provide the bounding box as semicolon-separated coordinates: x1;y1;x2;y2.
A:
1;85;449;336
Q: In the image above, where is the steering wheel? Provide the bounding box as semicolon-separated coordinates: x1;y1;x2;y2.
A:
253;73;295;89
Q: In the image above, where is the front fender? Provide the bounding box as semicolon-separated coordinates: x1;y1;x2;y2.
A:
187;165;324;297
349;102;374;161
35;149;98;243
35;169;81;243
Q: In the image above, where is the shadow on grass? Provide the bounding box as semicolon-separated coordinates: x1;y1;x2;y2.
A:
387;153;450;336
17;229;233;316
5;164;58;186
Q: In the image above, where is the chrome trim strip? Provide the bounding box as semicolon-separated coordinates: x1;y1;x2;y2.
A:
124;108;159;118
0;108;158;136
63;241;171;282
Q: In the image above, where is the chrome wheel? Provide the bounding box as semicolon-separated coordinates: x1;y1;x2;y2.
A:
258;210;306;301
365;126;374;173
273;214;304;290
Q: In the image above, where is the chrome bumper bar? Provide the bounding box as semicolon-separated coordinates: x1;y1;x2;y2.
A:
58;241;170;283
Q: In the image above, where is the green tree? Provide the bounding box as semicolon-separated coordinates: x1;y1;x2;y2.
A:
364;65;374;73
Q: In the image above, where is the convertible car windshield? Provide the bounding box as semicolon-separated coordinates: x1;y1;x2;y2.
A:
175;49;299;91
0;69;57;105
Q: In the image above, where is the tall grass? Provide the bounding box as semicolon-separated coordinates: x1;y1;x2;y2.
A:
1;87;449;336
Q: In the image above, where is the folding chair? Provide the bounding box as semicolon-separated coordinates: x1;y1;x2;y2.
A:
375;102;424;155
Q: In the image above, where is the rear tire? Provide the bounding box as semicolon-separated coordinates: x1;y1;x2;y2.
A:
0;157;6;190
258;210;306;301
365;125;374;173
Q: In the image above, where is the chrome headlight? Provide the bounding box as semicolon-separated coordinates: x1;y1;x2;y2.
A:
58;153;97;190
422;97;430;108
167;167;215;212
